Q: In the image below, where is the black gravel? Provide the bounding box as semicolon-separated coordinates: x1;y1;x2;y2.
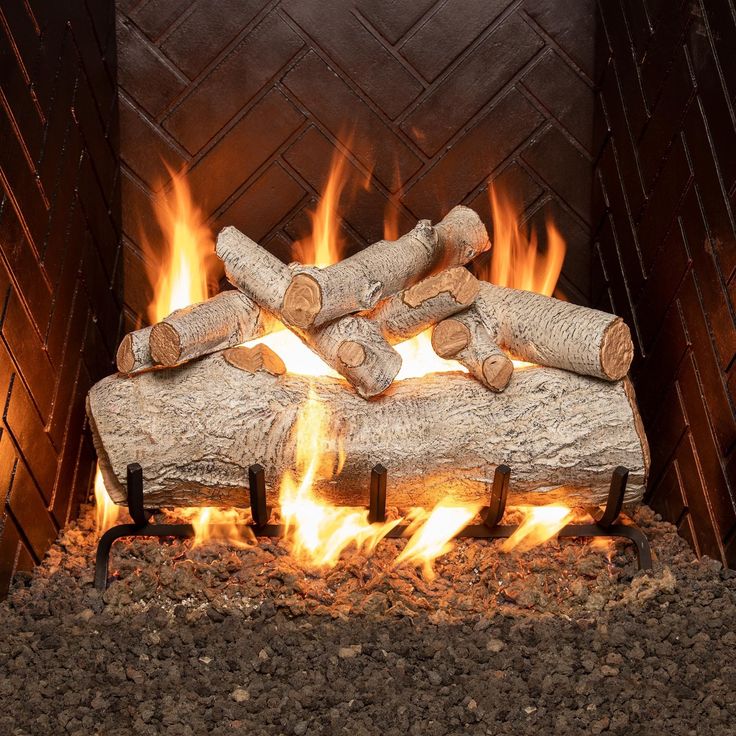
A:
1;504;735;735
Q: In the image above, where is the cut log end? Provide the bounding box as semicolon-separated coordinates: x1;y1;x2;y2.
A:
224;345;286;376
337;341;366;368
402;266;478;308
149;322;182;366
600;318;634;380
432;319;470;358
282;273;321;328
483;355;514;391
115;334;136;373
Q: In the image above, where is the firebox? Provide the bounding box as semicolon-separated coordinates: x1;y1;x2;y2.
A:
0;0;734;596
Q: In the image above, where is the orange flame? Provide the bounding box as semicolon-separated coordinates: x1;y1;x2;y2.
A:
501;505;573;553
395;503;480;580
179;507;255;548
94;465;123;537
483;187;566;297
148;167;212;323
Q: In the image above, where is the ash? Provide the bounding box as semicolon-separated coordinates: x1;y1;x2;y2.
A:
2;505;735;736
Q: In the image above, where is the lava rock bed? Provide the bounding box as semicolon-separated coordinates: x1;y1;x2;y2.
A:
1;505;735;736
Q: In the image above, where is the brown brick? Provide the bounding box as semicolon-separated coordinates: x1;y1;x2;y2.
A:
7;461;57;560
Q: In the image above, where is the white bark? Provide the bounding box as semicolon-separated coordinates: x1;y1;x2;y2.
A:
281;206;490;328
116;326;154;374
368;267;479;344
474;282;634;380
149;291;271;366
88;354;649;510
432;308;514;391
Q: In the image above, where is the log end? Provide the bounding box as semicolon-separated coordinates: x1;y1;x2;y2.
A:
600;318;634;380
150;322;182;367
115;334;136;373
432;319;470;358
337;341;366;368
402;266;479;308
434;205;491;264
482;354;514;392
282;273;322;328
224;345;286;376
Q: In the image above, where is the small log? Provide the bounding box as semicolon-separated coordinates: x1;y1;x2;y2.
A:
88;354;649;509
223;345;285;376
474;283;634;380
150;291;271;367
281;205;490;328
368;267;479;344
216;227;401;397
116;326;154;374
432;310;513;391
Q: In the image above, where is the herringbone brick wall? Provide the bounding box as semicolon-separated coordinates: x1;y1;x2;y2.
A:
0;1;121;596
592;0;736;564
116;0;598;331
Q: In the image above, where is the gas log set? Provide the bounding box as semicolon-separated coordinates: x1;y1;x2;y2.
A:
88;204;649;571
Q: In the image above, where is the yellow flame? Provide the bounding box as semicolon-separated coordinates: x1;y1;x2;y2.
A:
147;167;212;323
484;187;566;297
94;465;123;537
395;503;480;580
279;389;399;566
501;505;573;553
178;507;255;548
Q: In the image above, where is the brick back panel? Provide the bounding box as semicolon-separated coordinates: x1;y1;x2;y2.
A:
593;0;736;564
0;2;121;597
116;0;599;329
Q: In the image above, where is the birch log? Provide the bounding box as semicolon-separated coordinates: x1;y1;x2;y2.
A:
149;291;272;366
368;267;479;344
223;345;286;376
432;309;514;391
88;353;649;510
281;205;490;328
216;227;401;397
474;282;634;381
116;326;154;374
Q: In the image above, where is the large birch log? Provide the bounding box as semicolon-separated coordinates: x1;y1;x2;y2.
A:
281;206;490;328
149;291;272;366
216;227;401;397
88;353;649;510
474;282;634;381
369;267;479;344
432;309;514;391
116;326;154;374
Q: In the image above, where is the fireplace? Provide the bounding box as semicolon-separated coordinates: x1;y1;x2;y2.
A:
1;0;735;596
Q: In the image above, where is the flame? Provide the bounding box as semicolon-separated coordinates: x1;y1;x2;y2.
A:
279;389;399;566
179;507;255;548
147;167;212;323
501;505;573;553
395;503;480;580
94;465;123;537
482;187;566;297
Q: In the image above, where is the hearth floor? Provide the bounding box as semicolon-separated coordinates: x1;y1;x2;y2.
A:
1;505;735;736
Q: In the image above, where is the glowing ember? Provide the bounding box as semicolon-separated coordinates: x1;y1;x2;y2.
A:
148;166;212;323
395;504;480;580
501;505;573;553
484;187;566;297
94;465;122;536
280;389;399;566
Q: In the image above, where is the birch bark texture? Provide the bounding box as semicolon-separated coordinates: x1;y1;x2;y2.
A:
281;206;490;328
116;326;154;374
473;282;634;380
88;353;649;510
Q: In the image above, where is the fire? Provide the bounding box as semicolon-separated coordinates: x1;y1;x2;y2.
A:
94;465;122;537
483;187;566;297
179;507;255;548
501;505;573;553
395;504;480;580
279;389;399;565
148;166;212;323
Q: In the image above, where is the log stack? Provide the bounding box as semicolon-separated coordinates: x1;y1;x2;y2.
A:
91;204;647;510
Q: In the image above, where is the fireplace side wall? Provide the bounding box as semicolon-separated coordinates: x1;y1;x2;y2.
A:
116;0;598;331
0;3;121;596
593;0;736;564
